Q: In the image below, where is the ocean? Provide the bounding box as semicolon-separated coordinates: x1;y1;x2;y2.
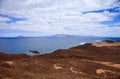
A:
0;37;120;55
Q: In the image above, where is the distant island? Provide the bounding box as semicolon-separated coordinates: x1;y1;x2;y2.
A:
17;35;25;38
1;34;120;39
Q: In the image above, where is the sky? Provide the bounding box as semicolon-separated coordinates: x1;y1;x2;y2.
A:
0;0;120;37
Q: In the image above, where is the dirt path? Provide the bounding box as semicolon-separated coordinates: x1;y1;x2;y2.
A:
53;64;62;69
92;42;120;47
80;60;120;69
4;61;14;65
96;68;120;75
70;67;87;75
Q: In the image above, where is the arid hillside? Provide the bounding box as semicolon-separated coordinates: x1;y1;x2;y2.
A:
0;41;120;79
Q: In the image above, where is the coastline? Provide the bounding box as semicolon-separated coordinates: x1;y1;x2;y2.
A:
0;40;120;79
0;36;120;54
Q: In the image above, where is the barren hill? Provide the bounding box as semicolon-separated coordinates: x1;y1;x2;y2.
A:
0;41;120;79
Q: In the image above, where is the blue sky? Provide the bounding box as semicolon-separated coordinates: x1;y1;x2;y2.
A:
0;0;120;37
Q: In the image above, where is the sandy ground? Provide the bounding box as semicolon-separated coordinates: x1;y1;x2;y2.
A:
80;60;120;69
92;42;120;47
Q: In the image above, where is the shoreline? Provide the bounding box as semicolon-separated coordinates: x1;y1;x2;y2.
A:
1;40;120;56
0;40;120;79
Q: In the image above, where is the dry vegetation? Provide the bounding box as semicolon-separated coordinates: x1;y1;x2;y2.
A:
0;41;120;79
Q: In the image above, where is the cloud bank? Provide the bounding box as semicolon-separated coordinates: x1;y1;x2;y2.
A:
0;0;120;37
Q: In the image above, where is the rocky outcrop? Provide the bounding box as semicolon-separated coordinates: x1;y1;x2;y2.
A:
29;50;40;54
102;40;115;43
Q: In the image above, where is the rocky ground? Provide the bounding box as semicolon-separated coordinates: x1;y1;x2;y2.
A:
0;40;120;79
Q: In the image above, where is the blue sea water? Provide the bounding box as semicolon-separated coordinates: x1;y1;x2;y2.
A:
0;37;120;55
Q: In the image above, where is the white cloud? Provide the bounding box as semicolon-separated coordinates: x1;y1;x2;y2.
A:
0;16;10;22
0;0;120;37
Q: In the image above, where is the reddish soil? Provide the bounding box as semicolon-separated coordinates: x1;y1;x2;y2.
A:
0;41;120;79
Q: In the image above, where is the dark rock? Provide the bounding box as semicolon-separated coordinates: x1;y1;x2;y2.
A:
29;50;40;54
102;40;115;43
